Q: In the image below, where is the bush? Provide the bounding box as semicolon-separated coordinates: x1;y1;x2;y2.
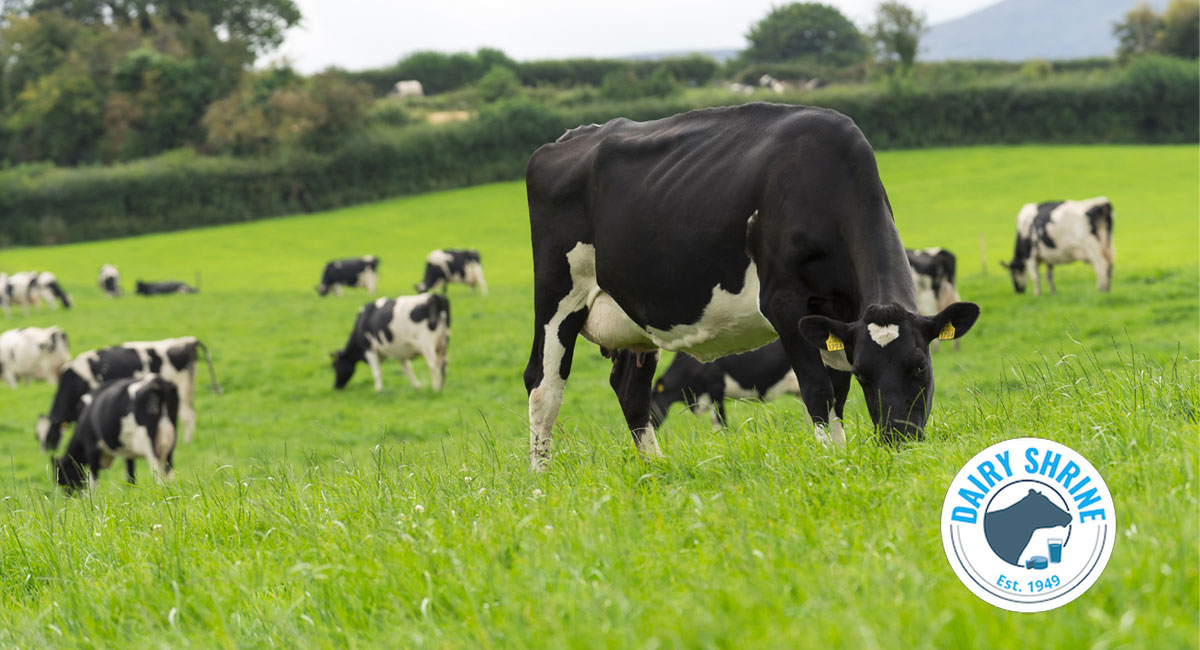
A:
1;60;1195;246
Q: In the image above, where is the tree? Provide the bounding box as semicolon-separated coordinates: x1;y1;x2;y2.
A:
743;2;868;66
1161;0;1199;59
476;64;520;102
871;1;926;68
1114;3;1166;59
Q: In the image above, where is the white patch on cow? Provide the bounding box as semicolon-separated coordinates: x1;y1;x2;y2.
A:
645;262;777;361
634;426;662;457
465;261;488;296
819;349;852;371
0;326;71;387
1015;197;1115;294
814;412;846;448
910;268;937;316
867;323;900;348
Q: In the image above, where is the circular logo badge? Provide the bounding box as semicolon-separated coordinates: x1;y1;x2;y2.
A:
941;437;1116;612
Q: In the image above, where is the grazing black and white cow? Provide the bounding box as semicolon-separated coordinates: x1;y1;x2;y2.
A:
53;375;179;492
907;247;962;351
37;337;221;453
136;280;197;295
98;264;121;297
0;326;71;387
1002;197;1115;295
317;256;379;297
523;102;980;469
332;294;450;392
649;340;799;427
2;271;72;315
414;249;487;295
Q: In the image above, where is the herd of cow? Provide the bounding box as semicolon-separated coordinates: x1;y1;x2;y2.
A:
0;248;486;491
3;103;1119;482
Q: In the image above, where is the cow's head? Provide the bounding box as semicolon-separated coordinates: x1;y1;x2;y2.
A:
315;284;330;297
649;354;707;427
330;349;360;389
999;259;1029;293
799;302;980;443
53;454;87;492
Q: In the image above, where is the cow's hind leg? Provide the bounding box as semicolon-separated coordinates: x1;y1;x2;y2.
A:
400;359;421;388
1046;264;1057;294
125;459;136;485
608;350;663;458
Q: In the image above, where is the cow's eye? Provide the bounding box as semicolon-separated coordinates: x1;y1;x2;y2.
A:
912;363;929;379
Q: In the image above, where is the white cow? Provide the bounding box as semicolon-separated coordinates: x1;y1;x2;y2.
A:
331;294;451;392
3;271;72;314
0;326;71;387
98;264;121;297
1003;197;1115;296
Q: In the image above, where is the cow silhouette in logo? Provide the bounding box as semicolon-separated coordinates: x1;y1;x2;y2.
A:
983;488;1072;566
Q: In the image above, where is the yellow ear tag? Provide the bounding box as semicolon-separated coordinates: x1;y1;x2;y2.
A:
825;333;844;351
656;384;664;393
939;322;956;340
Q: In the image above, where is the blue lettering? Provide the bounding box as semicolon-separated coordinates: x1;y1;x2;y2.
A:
958;487;985;509
1080;509;1106;522
1069;475;1091;495
952;506;977;523
1073;486;1102;510
978;461;1003;488
995;451;1013;478
1039;450;1061;477
967;474;989;494
1025;447;1039;473
1055;461;1081;490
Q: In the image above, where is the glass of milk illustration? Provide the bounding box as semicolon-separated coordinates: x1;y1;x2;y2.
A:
1048;538;1064;563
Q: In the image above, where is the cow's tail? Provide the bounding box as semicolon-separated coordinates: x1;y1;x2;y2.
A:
194;340;223;395
47;281;72;309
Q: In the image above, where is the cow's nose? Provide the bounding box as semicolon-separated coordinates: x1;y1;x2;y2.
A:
888;418;924;442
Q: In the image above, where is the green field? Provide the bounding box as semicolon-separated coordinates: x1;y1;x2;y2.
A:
0;144;1196;648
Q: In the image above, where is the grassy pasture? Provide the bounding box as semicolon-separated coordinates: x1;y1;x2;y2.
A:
0;144;1195;648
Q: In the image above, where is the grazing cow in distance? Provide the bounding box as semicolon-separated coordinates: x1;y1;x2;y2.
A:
136;280;197;295
98;264;121;297
415;249;487;296
907;247;963;351
649;341;800;427
54;375;180;492
332;294;450;392
0;326;71;387
523;102;980;470
37;337;221;453
317;256;379;297
1002;197;1115;295
3;271;72;315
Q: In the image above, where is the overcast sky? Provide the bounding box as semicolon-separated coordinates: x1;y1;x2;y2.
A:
277;0;999;73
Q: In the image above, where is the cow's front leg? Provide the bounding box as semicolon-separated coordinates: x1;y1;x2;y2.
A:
423;348;445;391
608;350;662;458
780;332;842;447
364;350;384;392
125;459;136;485
333;285;343;298
1046;264;1057;294
827;367;851;446
400;359;421;388
1085;244;1113;292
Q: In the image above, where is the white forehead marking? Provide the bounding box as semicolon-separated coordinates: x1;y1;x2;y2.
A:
867;323;900;348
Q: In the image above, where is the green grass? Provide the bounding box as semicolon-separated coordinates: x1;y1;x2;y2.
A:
0;144;1195;648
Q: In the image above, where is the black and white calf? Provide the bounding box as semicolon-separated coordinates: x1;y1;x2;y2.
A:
1003;197;1115;295
415;249;487;295
650;341;799;427
37;337;221;453
523;103;980;469
2;271;72;315
54;375;180;491
136;280;197;295
0;326;71;387
317;256;379;297
331;294;450;392
907;247;962;350
98;264;122;297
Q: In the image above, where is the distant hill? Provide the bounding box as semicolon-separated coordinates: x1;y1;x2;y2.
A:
923;0;1169;61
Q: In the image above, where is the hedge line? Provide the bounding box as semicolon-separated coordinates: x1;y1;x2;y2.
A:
1;57;1195;247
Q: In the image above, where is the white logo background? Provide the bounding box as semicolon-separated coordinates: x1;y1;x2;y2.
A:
942;437;1116;612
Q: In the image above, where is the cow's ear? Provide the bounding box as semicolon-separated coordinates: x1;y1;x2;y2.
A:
924;302;981;342
798;315;854;352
